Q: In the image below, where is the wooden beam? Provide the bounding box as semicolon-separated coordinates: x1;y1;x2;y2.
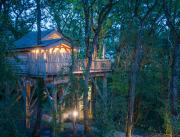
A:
103;74;107;99
26;80;31;128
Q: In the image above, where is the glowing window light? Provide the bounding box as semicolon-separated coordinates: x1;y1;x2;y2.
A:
31;48;46;55
40;49;45;53
35;49;39;54
48;33;61;39
44;53;47;59
53;47;60;53
59;48;67;53
49;48;53;54
31;50;36;54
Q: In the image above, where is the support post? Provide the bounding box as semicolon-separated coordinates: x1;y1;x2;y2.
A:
91;78;96;119
53;84;59;137
26;80;31;128
102;45;106;59
54;87;58;116
103;74;107;99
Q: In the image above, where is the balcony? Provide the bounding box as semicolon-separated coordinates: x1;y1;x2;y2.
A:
28;59;111;76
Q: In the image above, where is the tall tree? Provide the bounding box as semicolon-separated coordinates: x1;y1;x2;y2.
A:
46;0;117;134
125;1;159;136
31;0;43;137
31;79;45;137
162;0;180;135
81;0;117;134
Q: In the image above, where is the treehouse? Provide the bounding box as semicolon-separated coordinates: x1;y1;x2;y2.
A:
9;29;111;127
10;29;111;78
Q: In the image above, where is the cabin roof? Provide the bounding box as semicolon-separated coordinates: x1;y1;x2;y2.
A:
13;30;72;50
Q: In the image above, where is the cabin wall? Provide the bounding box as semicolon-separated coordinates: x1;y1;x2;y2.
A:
7;52;28;74
29;52;71;76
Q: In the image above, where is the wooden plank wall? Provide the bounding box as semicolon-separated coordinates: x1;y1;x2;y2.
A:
45;52;71;74
28;52;71;76
7;53;28;74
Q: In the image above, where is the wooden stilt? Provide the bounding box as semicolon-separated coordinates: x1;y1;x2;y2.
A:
53;84;58;137
91;78;96;118
103;74;107;99
26;80;31;128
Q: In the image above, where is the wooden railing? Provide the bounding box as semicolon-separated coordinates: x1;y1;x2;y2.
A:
28;59;111;76
74;59;111;72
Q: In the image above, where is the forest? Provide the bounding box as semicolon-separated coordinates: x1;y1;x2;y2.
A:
0;0;179;137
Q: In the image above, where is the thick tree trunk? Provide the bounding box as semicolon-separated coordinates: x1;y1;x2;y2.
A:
169;40;180;136
162;1;180;135
91;78;96;118
36;0;41;45
82;0;91;134
82;0;114;134
83;58;92;134
31;1;42;136
31;100;42;137
126;27;143;137
126;126;133;137
31;79;44;137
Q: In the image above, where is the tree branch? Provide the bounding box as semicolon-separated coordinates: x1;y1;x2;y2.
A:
162;0;180;39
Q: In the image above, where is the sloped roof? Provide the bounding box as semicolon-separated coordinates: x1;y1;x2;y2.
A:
13;30;70;50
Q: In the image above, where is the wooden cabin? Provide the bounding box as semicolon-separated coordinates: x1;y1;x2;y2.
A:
9;29;111;127
9;29;111;77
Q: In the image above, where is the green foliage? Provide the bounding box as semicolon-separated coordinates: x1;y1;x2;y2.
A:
0;32;25;137
0;101;26;137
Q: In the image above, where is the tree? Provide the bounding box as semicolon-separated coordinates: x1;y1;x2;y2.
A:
46;0;118;134
31;79;45;137
120;1;159;136
162;0;180;135
31;0;44;137
0;6;26;137
81;0;118;134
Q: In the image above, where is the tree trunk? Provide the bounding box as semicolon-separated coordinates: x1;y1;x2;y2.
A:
162;1;180;135
31;1;42;136
83;59;91;134
82;0;114;134
126;27;143;137
31;100;42;137
31;79;44;137
82;0;91;134
36;0;41;45
91;78;96;119
169;40;180;136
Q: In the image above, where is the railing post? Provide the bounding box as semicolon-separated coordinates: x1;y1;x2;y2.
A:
102;45;106;59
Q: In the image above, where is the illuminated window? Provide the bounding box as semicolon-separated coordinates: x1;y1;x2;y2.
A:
47;33;61;40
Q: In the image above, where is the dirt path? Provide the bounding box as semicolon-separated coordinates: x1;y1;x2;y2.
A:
40;122;143;137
